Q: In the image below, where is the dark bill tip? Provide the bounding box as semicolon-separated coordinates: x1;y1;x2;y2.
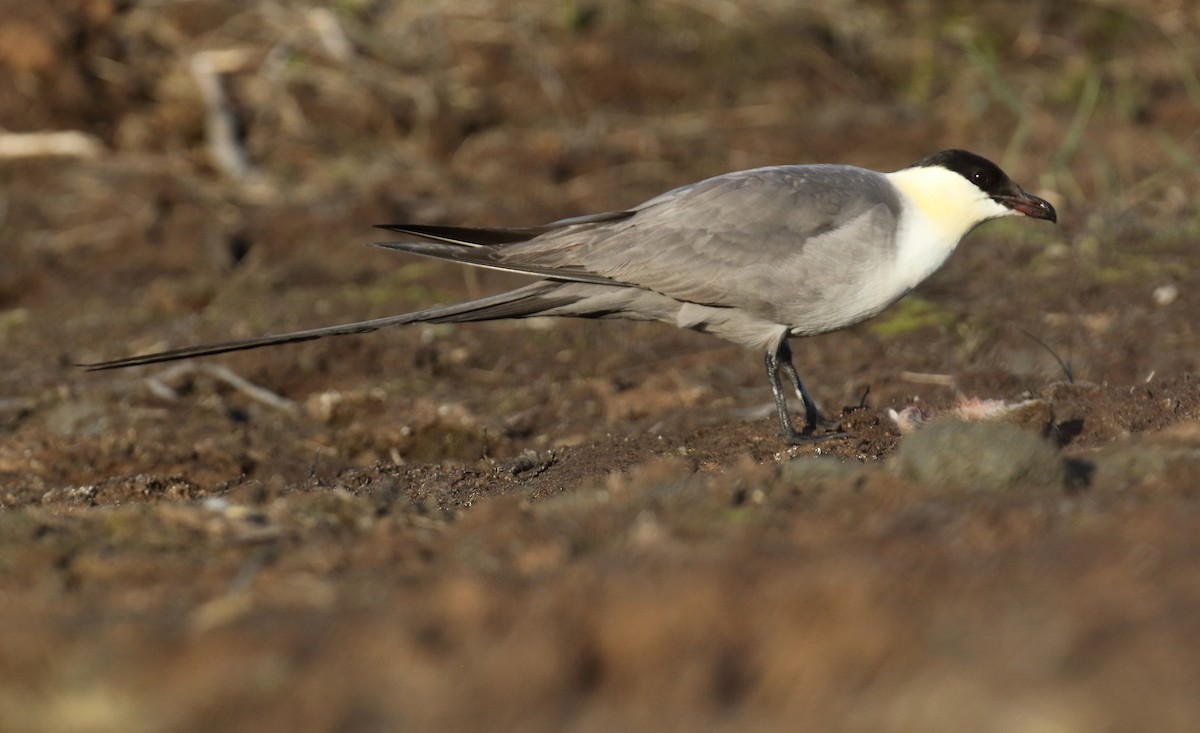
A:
997;191;1057;223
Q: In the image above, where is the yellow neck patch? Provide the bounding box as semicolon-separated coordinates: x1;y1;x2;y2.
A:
885;165;1012;242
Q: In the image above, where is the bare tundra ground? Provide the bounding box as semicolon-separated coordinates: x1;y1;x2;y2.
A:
1;1;1199;730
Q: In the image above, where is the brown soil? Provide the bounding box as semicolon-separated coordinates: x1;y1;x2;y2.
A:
2;2;1199;731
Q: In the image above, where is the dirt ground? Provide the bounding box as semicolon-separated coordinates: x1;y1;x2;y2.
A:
2;2;1200;731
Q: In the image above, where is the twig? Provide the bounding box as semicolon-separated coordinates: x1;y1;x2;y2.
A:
0;130;104;159
308;8;354;63
1016;328;1074;383
189;49;258;181
899;371;958;389
147;362;299;414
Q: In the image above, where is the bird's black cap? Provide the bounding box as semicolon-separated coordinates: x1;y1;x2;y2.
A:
911;149;1057;222
911;149;1010;195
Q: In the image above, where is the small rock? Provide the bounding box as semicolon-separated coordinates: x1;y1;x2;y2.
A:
1153;284;1179;307
890;421;1065;492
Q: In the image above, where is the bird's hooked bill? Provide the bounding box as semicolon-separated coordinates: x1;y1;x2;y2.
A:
997;190;1057;222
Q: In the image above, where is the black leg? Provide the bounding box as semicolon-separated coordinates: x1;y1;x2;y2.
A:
764;345;800;439
776;339;820;430
764;339;844;444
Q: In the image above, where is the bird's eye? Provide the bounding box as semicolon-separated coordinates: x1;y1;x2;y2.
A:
970;169;994;188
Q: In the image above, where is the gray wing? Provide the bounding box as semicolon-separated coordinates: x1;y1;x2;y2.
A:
373;165;903;323
372;211;637;286
495;165;903;316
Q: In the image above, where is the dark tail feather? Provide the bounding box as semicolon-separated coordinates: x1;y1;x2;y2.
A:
368;241;621;286
372;211;634;248
373;224;550;247
80;282;576;371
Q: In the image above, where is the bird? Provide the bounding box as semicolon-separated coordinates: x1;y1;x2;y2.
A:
82;149;1057;444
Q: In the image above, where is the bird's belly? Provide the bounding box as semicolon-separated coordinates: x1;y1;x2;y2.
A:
783;286;904;335
779;257;936;336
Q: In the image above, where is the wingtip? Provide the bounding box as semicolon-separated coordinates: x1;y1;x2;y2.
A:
76;356;155;371
77;360;127;372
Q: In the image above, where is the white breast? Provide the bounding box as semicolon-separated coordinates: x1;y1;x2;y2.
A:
887;203;966;292
883;165;1014;291
784;168;1012;337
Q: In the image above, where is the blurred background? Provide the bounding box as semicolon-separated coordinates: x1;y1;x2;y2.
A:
3;4;1200;732
1;0;1198;476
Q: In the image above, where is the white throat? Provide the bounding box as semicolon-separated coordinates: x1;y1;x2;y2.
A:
883;165;1014;289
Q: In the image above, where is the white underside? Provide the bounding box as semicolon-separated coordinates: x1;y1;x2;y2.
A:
883;166;1014;290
